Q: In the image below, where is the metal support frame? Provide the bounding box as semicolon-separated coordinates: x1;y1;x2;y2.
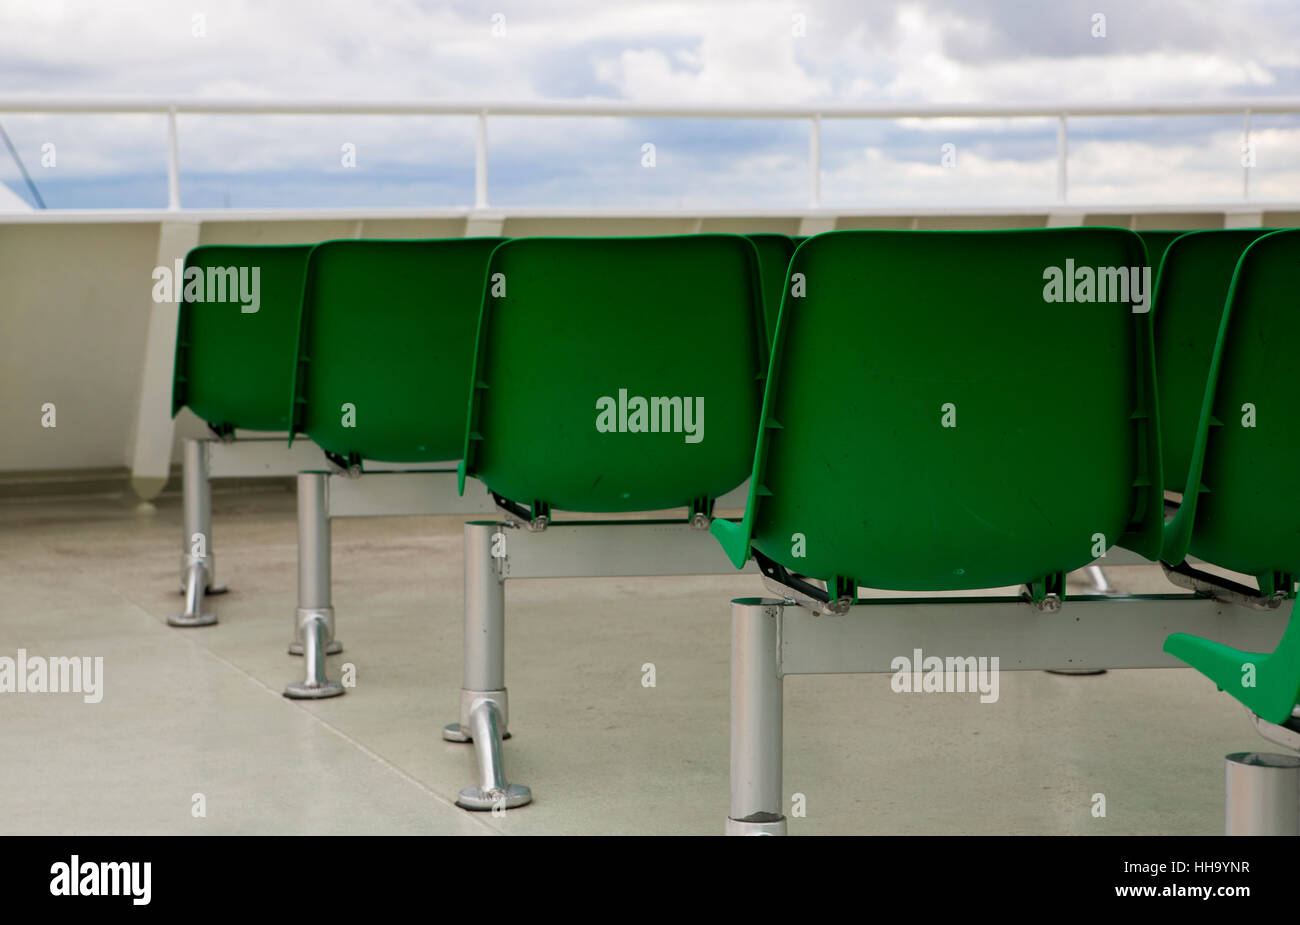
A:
284;472;344;699
728;600;786;835
280;468;498;698
444;519;760;812
168;435;493;641
441;523;529;810
726;593;1290;835
168;436;323;625
164;436;499;698
164;435;374;626
168;438;225;626
324;467;496;518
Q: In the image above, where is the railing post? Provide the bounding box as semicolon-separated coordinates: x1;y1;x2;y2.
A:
1056;113;1068;203
166;106;181;211
809;114;821;208
1242;109;1252;201
475;110;488;209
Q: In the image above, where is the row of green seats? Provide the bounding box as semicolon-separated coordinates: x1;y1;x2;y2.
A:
713;227;1300;725
173;235;781;473
173;227;1150;467
172;227;1298;728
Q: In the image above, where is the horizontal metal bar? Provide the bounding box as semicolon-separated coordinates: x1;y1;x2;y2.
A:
496;521;759;579
326;470;495;518
777;594;1286;674
206;437;459;480
208;437;322;478
0;202;1292;225
4;97;1299;118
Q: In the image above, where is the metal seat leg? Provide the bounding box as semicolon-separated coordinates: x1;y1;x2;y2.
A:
1085;564;1122;596
284;472;343;699
726;599;787;835
1222;708;1300;834
443;522;531;811
169;438;221;626
1226;752;1300;834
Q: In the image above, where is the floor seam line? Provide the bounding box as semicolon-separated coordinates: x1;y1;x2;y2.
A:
175;638;502;834
116;585;501;835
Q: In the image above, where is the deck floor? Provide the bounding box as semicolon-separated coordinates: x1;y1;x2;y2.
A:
0;485;1264;835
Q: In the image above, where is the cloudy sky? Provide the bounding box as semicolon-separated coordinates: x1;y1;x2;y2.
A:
0;0;1297;210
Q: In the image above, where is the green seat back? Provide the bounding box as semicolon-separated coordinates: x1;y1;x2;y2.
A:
290;238;503;464
1153;230;1273;493
745;234;796;348
172;244;312;432
460;235;767;514
1163;229;1300;579
712;228;1163;594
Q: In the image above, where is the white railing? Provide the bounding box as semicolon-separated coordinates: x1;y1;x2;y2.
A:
2;96;1299;210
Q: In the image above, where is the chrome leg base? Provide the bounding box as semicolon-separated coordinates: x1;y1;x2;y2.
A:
283;679;345;699
167;611;218;628
442;722;471;742
452;695;529;812
456;783;532;812
169;560;217;627
726;816;787;836
283;609;344;699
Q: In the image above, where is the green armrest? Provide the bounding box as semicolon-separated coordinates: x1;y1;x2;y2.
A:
710;517;749;570
1164;606;1300;724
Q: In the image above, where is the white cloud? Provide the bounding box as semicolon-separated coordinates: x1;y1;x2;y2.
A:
0;0;1296;207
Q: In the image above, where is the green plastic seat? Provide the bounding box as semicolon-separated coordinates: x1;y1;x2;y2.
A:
1162;229;1300;723
458;235;768;517
172;244;313;434
289;238;503;466
1152;230;1274;498
745;234;796;348
711;228;1163;601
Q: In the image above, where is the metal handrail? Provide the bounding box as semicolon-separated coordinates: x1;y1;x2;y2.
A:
2;96;1296;210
